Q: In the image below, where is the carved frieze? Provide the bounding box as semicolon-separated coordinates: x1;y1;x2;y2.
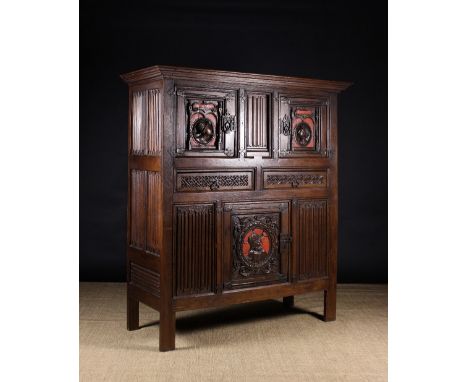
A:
263;170;327;189
266;174;325;188
180;175;248;191
176;170;254;192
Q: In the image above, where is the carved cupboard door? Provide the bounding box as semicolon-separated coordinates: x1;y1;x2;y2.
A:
278;95;329;158
223;201;290;289
174;86;237;157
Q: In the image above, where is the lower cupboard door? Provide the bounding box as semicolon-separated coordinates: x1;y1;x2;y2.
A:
222;201;290;290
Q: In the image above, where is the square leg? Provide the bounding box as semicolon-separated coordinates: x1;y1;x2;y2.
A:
323;288;336;321
127;294;139;331
159;309;176;352
283;295;295;308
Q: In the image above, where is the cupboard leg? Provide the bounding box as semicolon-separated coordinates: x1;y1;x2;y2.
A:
323;288;336;321
283;296;294;308
127;294;139;331
159;309;176;352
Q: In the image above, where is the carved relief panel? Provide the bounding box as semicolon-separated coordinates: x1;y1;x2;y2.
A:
278;95;328;158
175;87;237;157
223;201;290;289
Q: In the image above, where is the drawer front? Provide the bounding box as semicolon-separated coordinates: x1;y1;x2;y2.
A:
176;169;255;192
263;169;327;190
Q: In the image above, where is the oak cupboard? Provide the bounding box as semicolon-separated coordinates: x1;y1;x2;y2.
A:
121;66;350;351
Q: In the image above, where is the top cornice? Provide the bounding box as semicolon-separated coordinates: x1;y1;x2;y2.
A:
120;65;352;93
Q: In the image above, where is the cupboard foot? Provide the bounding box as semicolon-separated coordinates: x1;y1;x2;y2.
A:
159;310;176;351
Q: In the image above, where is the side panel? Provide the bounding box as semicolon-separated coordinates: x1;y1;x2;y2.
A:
127;81;164;305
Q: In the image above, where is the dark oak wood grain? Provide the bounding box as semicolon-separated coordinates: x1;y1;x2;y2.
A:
121;65;350;351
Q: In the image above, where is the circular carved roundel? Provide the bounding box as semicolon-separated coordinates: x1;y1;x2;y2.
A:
241;227;272;268
295;121;312;146
192;117;214;145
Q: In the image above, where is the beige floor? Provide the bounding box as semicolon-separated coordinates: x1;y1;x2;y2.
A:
80;283;387;382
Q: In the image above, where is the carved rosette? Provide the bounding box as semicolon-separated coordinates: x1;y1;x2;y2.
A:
232;214;280;278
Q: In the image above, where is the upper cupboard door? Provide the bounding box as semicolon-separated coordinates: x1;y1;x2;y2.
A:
278;94;329;158
174;86;238;157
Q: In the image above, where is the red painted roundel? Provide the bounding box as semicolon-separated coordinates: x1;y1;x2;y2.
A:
241;228;271;258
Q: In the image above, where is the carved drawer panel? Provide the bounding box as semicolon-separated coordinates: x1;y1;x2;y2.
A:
262;169;327;190
176;169;255;192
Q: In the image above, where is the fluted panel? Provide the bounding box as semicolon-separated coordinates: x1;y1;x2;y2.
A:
247;94;269;150
146;172;160;254
131;89;160;155
130;170;147;249
130;170;160;254
174;205;215;296
297;200;328;280
130;262;160;297
147;89;160;155
132;91;146;155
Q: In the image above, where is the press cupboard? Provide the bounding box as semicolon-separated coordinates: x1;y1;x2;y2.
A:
120;66;350;351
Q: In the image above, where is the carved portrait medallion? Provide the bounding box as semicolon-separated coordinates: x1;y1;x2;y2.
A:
192;117;214;145
232;214;279;278
294;121;312;146
290;107;318;150
188;101;219;149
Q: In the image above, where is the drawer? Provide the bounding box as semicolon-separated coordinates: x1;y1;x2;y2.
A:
262;169;327;189
176;169;255;192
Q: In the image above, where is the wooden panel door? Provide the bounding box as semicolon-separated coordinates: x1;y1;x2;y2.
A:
278;94;329;158
223;201;290;290
174;86;237;157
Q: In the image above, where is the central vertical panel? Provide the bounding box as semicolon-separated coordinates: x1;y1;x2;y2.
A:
174;204;216;296
245;92;271;157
